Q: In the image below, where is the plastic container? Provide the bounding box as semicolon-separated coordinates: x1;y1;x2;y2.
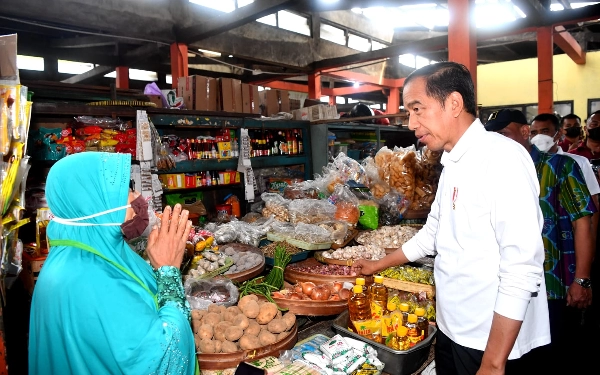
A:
332;310;437;375
224;194;241;218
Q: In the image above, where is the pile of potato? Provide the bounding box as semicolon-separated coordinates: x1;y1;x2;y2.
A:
191;295;296;354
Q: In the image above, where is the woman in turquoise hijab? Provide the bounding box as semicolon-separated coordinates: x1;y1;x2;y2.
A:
29;152;197;374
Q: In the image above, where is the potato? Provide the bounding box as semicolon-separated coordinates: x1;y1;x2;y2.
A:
194;334;202;351
214;321;230;341
207;303;221;314
223;310;238;323
218;304;227;314
221;340;239;353
199;339;216;354
282;312;296;331
245;320;261;336
258;330;277;346
275;310;282;319
238;295;258;312
225;326;244;342
256;303;278;324
202;312;222;327
277;332;289;342
239;334;261;350
267;319;286;334
233;315;250;330
227;306;242;315
214;340;222;353
191;319;203;334
198;324;214;340
240;300;260;319
191;310;207;321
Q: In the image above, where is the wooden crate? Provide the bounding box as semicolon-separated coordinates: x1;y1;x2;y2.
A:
381;277;435;298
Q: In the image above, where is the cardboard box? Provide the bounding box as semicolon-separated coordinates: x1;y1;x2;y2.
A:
241;83;260;114
146;94;164;108
290;99;301;111
260;90;291;116
293;104;339;122
20;252;47;295
177;75;217;111
218;78;243;113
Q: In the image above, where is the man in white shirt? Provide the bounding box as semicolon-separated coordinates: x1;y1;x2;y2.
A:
352;62;550;375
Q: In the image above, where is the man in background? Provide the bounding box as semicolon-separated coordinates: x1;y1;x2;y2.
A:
570;110;600;160
485;109;595;373
558;114;583;152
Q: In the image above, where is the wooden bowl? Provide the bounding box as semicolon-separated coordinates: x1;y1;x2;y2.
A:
220;243;266;283
284;258;373;285
272;297;348;316
197;322;298;370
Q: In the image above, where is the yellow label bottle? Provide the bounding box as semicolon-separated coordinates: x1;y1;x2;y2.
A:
370;275;388;319
349;285;372;322
356;277;369;298
399;302;410;327
406;314;422;347
388;302;403;332
415;307;429;340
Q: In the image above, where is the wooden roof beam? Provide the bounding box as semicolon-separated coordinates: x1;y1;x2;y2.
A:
554;25;585;64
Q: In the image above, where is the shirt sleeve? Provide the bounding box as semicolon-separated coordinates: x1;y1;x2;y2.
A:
490;146;546;321
155;266;192;322
560;159;597;221
402;170;443;262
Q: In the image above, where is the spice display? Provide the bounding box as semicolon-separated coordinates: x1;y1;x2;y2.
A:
322;245;386;262
260;241;302;257
355;225;420;248
379;265;434;285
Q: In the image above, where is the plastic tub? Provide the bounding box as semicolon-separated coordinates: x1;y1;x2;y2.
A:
332;310;436;375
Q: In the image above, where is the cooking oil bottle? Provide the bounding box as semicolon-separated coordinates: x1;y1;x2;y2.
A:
370;275;388;319
349;285;371;322
406;314;422;347
355;277;368;298
396;325;411;350
415;307;429;340
399;302;410;327
388;302;403;331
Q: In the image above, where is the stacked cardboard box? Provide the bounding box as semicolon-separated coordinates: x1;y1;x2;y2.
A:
260;89;291;116
177;75;218;111
292;104;339;122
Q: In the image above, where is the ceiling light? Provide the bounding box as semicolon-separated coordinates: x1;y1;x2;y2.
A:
197;48;221;57
229;55;233;58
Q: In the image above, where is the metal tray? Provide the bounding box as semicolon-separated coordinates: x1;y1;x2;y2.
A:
332;310;437;375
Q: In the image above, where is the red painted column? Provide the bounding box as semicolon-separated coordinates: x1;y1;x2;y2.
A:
448;0;477;94
170;43;189;89
387;88;400;114
308;73;322;100
537;27;554;114
115;66;129;89
328;96;336;105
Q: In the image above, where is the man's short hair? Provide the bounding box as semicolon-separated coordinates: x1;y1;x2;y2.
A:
588;110;600;121
403;62;477;117
532;113;560;131
560;113;581;127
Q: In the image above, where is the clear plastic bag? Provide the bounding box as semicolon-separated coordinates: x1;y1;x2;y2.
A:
410;146;443;210
73;116;132;131
261;192;290;221
288;198;337;224
329;184;360;227
315;220;348;245
388;146;417;204
378;189;410;226
293;222;332;243
362;156;390;200
184;277;239;309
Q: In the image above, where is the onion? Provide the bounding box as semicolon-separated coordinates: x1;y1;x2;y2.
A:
302;282;316;296
294;283;303;293
272;291;285;299
311;286;331;301
330;295;340;301
332;282;343;293
289;292;303;300
338;288;351;300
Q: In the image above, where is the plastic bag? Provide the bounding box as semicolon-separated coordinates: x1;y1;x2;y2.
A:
261;192;290;222
388;146;417;204
288;198;337;224
378;190;410;226
73;116;132;131
362;156;390;200
350;185;379;230
293;222;332;243
329;184;360;227
410;146;443;210
184;277;239;309
315;220;348;245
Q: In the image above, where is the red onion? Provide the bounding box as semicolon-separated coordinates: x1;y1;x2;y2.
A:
338;288;351;300
301;282;316;296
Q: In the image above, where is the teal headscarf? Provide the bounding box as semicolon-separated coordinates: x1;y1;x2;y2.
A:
29;152;195;375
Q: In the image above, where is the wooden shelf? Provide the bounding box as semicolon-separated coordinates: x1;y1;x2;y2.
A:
156;154;309;174
162;183;242;193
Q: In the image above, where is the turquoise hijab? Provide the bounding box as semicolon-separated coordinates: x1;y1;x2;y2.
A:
29;152;196;375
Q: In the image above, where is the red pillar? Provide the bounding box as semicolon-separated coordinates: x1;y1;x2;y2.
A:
448;0;477;94
387;88;400;114
170;43;189;90
308;73;321;100
115;66;129;89
537;27;554;115
328;96;336;105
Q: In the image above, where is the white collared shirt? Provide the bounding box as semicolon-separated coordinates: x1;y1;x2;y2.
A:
557;147;600;195
403;119;551;359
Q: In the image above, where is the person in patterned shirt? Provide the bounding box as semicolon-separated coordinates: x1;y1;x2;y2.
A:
485;109;595;373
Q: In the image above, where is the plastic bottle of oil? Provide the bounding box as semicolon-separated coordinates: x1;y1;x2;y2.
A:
355;277;368;298
396;325;411;350
388;302;403;331
406;314;422;347
349;285;371;322
399;302;410;327
415;307;429;340
370;275;388;319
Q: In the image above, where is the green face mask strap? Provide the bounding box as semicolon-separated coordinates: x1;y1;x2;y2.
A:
49;239;159;310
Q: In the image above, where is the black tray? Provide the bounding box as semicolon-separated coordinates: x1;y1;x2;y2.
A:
332;310;437;375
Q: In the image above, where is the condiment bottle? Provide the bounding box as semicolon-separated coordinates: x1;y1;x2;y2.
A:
415;307;429;340
349;285;371;322
370;275;388;319
406;314;422;347
399;303;410;327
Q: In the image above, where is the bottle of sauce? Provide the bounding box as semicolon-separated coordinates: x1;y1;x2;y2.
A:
369;275;388;319
415;307;429;340
399;303;410;327
406;314;422;347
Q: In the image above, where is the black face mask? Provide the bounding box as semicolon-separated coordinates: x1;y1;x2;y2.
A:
564;126;581;138
588;127;600;141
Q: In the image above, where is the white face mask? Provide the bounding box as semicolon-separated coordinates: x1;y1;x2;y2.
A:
530;132;557;152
